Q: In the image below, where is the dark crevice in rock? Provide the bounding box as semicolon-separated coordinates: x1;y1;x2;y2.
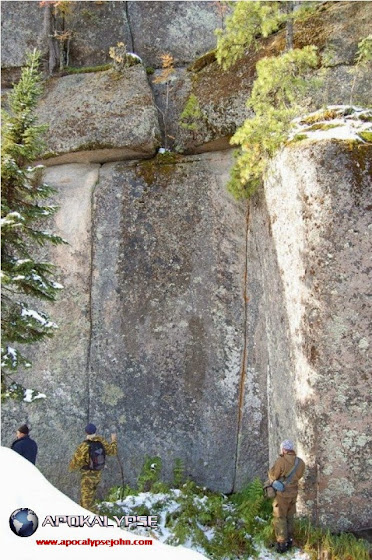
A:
86;165;102;422
233;201;250;490
125;1;135;53
323;62;356;69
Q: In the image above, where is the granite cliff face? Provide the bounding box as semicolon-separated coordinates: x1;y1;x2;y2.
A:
263;141;371;530
1;1;371;532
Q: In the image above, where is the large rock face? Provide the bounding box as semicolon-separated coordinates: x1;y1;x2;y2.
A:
263;140;371;531
1;0;371;532
89;152;262;491
2;164;100;497
2;153;269;500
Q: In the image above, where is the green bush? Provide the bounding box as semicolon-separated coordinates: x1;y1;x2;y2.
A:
179;94;203;131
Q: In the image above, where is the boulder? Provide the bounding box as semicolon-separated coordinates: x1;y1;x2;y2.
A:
36;66;161;164
127;1;225;68
65;1;131;68
0;0;222;83
0;1;131;86
1;1;44;87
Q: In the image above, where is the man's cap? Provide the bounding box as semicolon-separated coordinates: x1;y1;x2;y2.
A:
281;439;294;451
18;424;29;435
85;423;97;435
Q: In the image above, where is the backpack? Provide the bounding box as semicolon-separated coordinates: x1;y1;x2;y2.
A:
85;440;106;471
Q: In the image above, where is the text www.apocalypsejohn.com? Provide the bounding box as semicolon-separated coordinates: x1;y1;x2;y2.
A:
36;538;153;547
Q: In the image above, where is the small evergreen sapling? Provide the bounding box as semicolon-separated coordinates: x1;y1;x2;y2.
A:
350;34;372;105
179;94;203;133
1;49;66;398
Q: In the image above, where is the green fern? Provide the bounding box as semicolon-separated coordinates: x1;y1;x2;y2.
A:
237;477;265;503
137;456;162;492
172;458;185;488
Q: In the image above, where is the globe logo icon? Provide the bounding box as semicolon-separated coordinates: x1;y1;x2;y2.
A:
9;508;38;537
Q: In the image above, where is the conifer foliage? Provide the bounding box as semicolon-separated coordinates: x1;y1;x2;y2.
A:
230;45;319;198
216;1;320;198
1;50;65;397
215;1;283;71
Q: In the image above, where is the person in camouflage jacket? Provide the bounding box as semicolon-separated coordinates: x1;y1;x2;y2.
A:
69;423;117;512
268;439;305;554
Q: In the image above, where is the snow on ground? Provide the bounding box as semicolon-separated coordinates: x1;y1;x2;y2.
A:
100;492;311;560
1;447;311;560
0;447;206;560
23;389;47;403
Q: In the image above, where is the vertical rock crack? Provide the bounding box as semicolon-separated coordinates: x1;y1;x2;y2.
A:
233;201;250;489
85;167;101;422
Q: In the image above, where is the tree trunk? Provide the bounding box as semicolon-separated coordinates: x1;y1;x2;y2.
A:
285;2;295;51
43;4;59;75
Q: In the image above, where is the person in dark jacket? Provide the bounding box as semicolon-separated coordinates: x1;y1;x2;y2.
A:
11;424;38;465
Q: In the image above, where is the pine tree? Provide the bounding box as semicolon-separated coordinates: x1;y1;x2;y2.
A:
215;1;283;71
215;1;320;198
1;49;66;398
229;46;319;198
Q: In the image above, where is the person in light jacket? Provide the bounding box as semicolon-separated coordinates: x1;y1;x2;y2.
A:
268;439;305;553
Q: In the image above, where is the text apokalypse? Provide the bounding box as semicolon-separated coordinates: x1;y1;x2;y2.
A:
42;515;157;528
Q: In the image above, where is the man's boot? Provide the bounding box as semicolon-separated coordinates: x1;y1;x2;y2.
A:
276;541;288;553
